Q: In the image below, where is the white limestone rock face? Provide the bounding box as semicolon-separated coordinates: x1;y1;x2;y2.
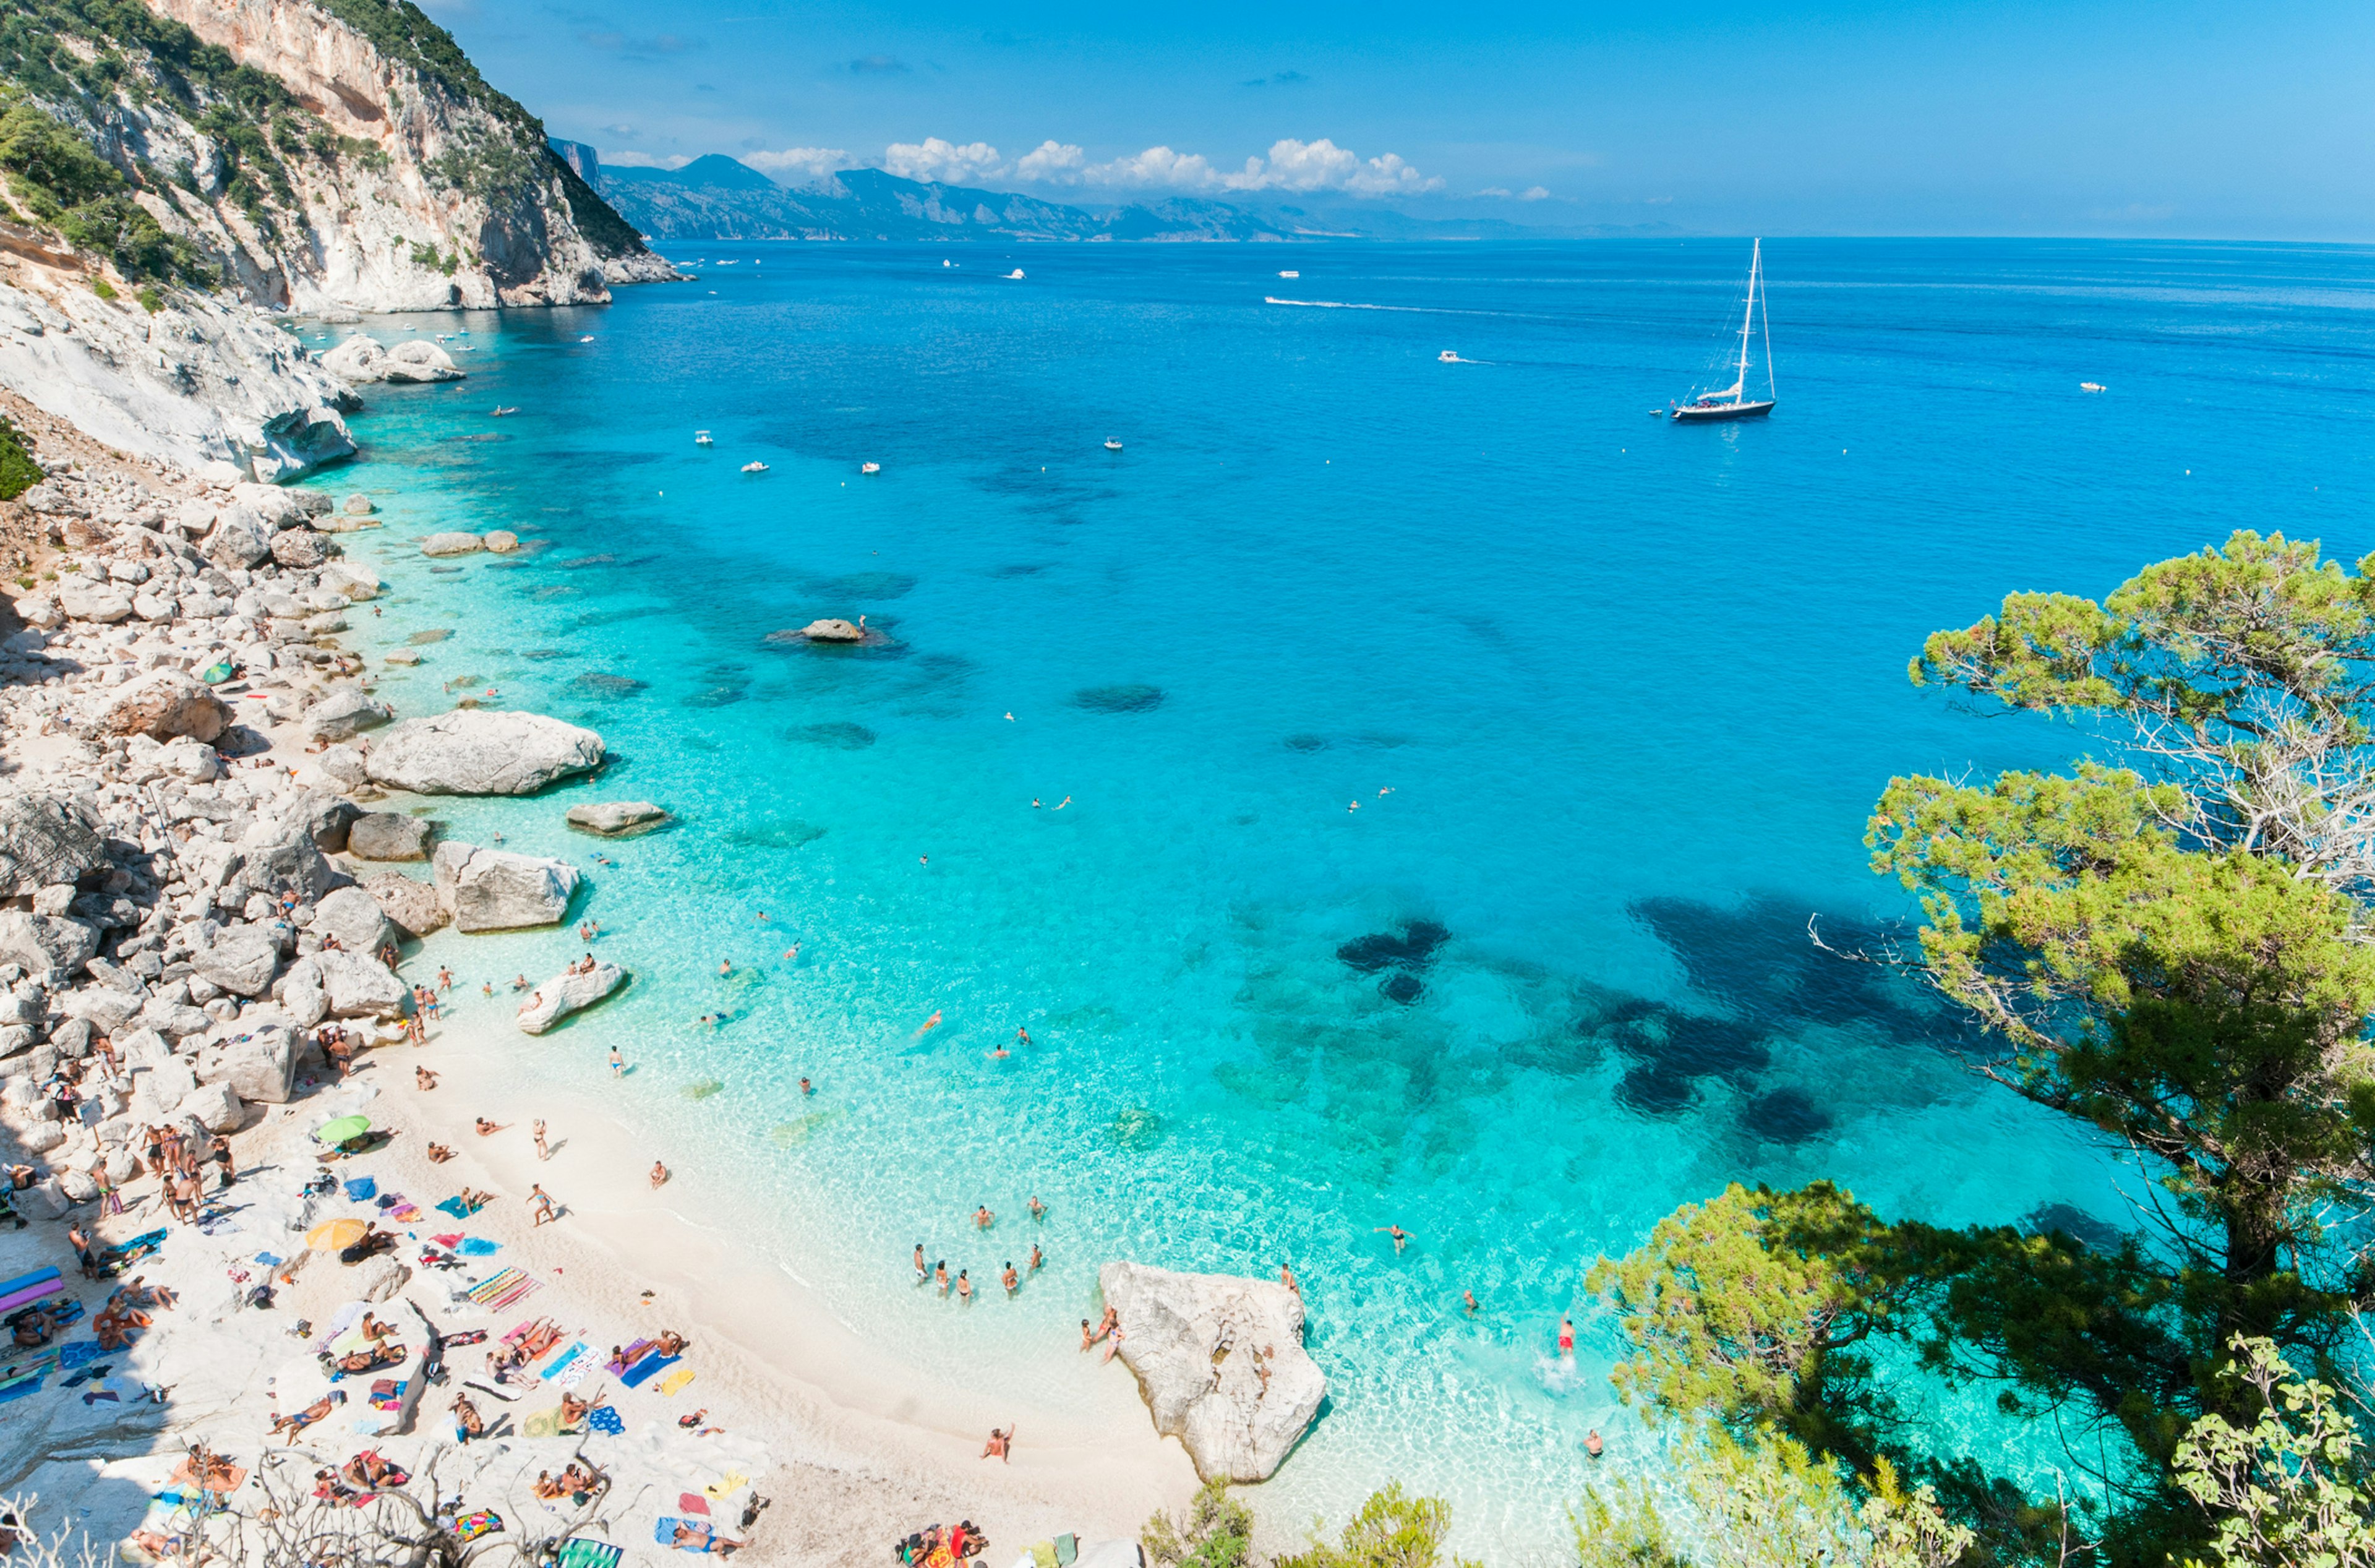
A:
1096;1262;1327;1483
354;1255;412;1303
177;1080;247;1134
0;794;108;897
432;842;579;932
285;949;410;1018
515;961;626;1034
365;710;605;795
347;811;431;861
55;580;133;623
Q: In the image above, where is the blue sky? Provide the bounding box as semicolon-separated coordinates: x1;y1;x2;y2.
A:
430;0;2375;237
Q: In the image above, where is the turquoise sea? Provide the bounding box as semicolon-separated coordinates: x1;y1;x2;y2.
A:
300;239;2375;1549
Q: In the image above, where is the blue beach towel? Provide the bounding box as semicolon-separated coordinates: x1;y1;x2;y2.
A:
58;1340;105;1370
619;1353;678;1389
458;1238;501;1257
344;1177;377;1202
0;1375;43;1405
586;1404;625;1436
539;1343;587;1381
435;1197;471;1220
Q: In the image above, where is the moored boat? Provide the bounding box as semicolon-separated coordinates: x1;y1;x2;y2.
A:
1672;240;1778;423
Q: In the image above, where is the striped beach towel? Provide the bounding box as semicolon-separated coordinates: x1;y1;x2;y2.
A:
466;1269;541;1311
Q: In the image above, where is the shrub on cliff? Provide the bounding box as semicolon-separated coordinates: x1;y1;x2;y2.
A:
0;91;208;282
0;417;41;502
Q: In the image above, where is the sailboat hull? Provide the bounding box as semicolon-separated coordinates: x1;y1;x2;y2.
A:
1671;400;1776;423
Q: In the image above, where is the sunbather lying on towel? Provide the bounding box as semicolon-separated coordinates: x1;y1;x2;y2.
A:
93;1306;145;1351
324;1343;406;1380
270;1390;345;1439
518;1319;563;1358
670;1523;744;1555
10;1306;53;1348
340;1450;408;1490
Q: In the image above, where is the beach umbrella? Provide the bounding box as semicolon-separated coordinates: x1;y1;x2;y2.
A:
316;1115;370;1145
307;1218;367;1252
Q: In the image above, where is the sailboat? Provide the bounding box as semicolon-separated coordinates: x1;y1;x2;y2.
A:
1672;240;1776;423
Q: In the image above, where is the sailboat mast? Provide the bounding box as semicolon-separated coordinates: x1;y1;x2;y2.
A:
1735;239;1759;394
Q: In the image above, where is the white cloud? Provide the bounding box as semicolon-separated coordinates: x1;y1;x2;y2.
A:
1011;135;1439;199
602;151;690;169
1519;186;1550;201
882;137;1005;184
745;147;850;181
1015;140;1085;181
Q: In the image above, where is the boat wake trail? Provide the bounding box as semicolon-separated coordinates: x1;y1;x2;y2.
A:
1264;296;1517;319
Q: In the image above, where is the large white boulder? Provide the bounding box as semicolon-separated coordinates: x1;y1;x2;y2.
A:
54;580;133;623
419;532;482;557
0;910;98;979
385;340;461;382
322;337;463;385
564;801;666;836
99;668;230;743
366;710;604;796
361;873;447;937
432;842;579;932
311;885;393;954
304;688;393;744
1097;1262;1328;1483
194;1025;297;1103
283;950;409;1018
190;930;279;998
177;1080;247;1134
203;507;274;568
347;811;432;861
515;962;626;1035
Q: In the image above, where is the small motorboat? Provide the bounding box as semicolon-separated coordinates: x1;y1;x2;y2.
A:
694;431;713;445
1439;351;1458;363
1103;439;1123;452
1005;268;1025;280
578;335;595;343
1278;270;1299;279
742;461;769;474
861;461;881;474
490;406;518;416
2081;382;2107;392
943;259;953;268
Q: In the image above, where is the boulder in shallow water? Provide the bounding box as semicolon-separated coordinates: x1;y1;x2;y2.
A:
484;530;520;553
343;493;375;516
366;710;605;795
796;619;863;642
564;800;667;836
1097;1261;1326;1483
515;961;627;1034
348;811;432;861
433;842;580;932
421;532;483;557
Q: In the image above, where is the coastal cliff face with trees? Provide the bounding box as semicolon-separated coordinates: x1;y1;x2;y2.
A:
0;0;670;479
0;0;667;312
1585;532;2375;1566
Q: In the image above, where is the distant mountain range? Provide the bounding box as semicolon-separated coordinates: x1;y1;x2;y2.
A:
593;155;1674;244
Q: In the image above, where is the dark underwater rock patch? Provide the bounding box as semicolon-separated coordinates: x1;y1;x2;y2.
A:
1379;972;1425;1005
790;721;876;750
1283;734;1330;753
1337;919;1451;974
1739;1086;1831;1144
406;628;451;645
575;672;648;698
1072;683;1164;714
809;571;918;601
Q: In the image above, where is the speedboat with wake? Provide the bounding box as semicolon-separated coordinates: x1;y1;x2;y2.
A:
1671;239;1777;422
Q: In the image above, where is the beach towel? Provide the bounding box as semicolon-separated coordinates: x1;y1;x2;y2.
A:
468;1269;537;1309
0;1369;47;1404
539;1342;587;1381
703;1470;749;1499
606;1339;656;1374
557;1539;623;1568
255;1251;283;1269
586;1405;625;1436
677;1493;710;1517
654;1520;729;1553
432;1233;464;1249
58;1340;105;1371
559;1356;594;1391
368;1378;406;1412
0;1266;59;1299
657;1366;696;1397
435;1197;473;1220
619;1353;677;1389
452;1510;503;1543
521;1405;564;1439
315;1301;369;1353
460;1238;501;1257
344;1177;377;1202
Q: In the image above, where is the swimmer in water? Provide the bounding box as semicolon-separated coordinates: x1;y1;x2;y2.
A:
1463;1290;1479;1315
916;1010;942;1036
1558;1317;1576;1357
1376;1223;1411;1256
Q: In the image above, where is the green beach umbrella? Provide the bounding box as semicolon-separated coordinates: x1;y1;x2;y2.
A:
316;1115;370;1145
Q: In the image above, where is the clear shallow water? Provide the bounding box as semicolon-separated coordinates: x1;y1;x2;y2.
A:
298;239;2375;1551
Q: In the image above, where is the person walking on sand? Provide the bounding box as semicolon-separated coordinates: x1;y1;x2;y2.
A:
982;1426;1013;1462
529;1185;557;1226
533;1121;550;1162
